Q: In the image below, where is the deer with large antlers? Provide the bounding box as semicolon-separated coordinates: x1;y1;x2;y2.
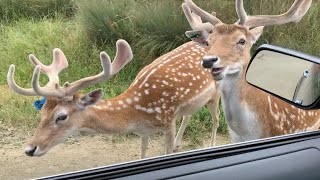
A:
8;36;220;157
182;0;320;142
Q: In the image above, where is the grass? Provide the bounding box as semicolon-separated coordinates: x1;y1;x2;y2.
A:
0;0;319;146
0;0;76;23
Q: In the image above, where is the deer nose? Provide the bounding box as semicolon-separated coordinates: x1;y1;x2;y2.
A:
25;146;37;157
202;56;218;68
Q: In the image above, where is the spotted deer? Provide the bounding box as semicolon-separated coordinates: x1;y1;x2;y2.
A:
182;0;320;143
7;36;220;157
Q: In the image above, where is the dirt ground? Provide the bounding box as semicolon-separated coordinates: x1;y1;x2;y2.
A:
0;132;230;180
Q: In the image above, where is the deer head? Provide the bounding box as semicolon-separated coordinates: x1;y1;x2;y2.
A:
7;39;133;156
183;0;312;80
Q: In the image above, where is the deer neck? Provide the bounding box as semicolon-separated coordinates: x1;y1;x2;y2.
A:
77;90;147;135
218;63;264;142
219;61;320;143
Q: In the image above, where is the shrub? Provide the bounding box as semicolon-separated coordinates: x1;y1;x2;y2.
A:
76;0;137;47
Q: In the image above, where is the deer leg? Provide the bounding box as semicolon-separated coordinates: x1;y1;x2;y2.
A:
165;121;176;155
206;92;220;147
174;115;192;152
140;136;149;159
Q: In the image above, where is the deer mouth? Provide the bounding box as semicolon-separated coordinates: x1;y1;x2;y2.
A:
211;67;225;76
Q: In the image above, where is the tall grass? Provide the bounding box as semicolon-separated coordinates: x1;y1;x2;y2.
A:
77;0;217;62
133;1;189;60
77;0;137;47
0;0;76;22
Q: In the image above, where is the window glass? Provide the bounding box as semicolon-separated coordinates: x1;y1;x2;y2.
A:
0;0;319;179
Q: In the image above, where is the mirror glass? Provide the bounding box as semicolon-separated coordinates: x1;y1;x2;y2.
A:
246;50;320;106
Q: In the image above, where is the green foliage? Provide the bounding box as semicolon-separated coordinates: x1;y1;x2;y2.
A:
0;0;76;22
76;0;217;62
133;1;189;60
179;101;228;146
0;86;39;132
76;0;137;47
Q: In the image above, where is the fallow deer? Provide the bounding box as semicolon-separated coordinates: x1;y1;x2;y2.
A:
7;36;220;157
182;0;320;143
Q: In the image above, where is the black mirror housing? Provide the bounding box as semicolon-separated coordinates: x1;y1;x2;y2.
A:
246;44;320;110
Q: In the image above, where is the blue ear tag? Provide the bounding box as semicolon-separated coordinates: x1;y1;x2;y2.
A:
190;33;199;39
33;97;46;111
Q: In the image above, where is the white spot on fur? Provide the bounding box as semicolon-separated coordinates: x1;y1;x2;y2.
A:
126;98;132;104
134;97;139;102
162;91;169;97
162;80;169;85
155;107;161;113
146;108;154;113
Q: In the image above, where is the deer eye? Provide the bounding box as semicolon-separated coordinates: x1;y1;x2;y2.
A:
56;114;68;123
237;38;246;45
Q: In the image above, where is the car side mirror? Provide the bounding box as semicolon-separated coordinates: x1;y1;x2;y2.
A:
246;44;320;110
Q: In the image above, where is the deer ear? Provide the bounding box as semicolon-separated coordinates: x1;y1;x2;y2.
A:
185;30;210;46
78;89;103;108
249;26;264;44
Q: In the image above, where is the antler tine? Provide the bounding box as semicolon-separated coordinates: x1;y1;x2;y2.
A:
64;39;133;96
28;48;70;97
182;3;215;32
32;65;64;97
236;0;312;28
235;0;247;25
185;0;222;26
63;51;112;96
7;64;38;96
63;39;133;96
29;48;68;83
111;39;133;75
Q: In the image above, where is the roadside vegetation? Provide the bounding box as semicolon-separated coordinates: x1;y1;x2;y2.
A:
0;0;318;146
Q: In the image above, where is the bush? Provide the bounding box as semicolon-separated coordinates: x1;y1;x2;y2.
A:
77;0;137;47
77;0;218;62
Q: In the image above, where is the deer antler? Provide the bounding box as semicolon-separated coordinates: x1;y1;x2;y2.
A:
184;0;312;30
182;3;216;32
184;0;222;26
7;65;38;96
7;48;70;96
236;0;312;28
7;39;133;98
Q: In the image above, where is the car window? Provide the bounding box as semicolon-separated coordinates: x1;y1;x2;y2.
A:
0;0;319;179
